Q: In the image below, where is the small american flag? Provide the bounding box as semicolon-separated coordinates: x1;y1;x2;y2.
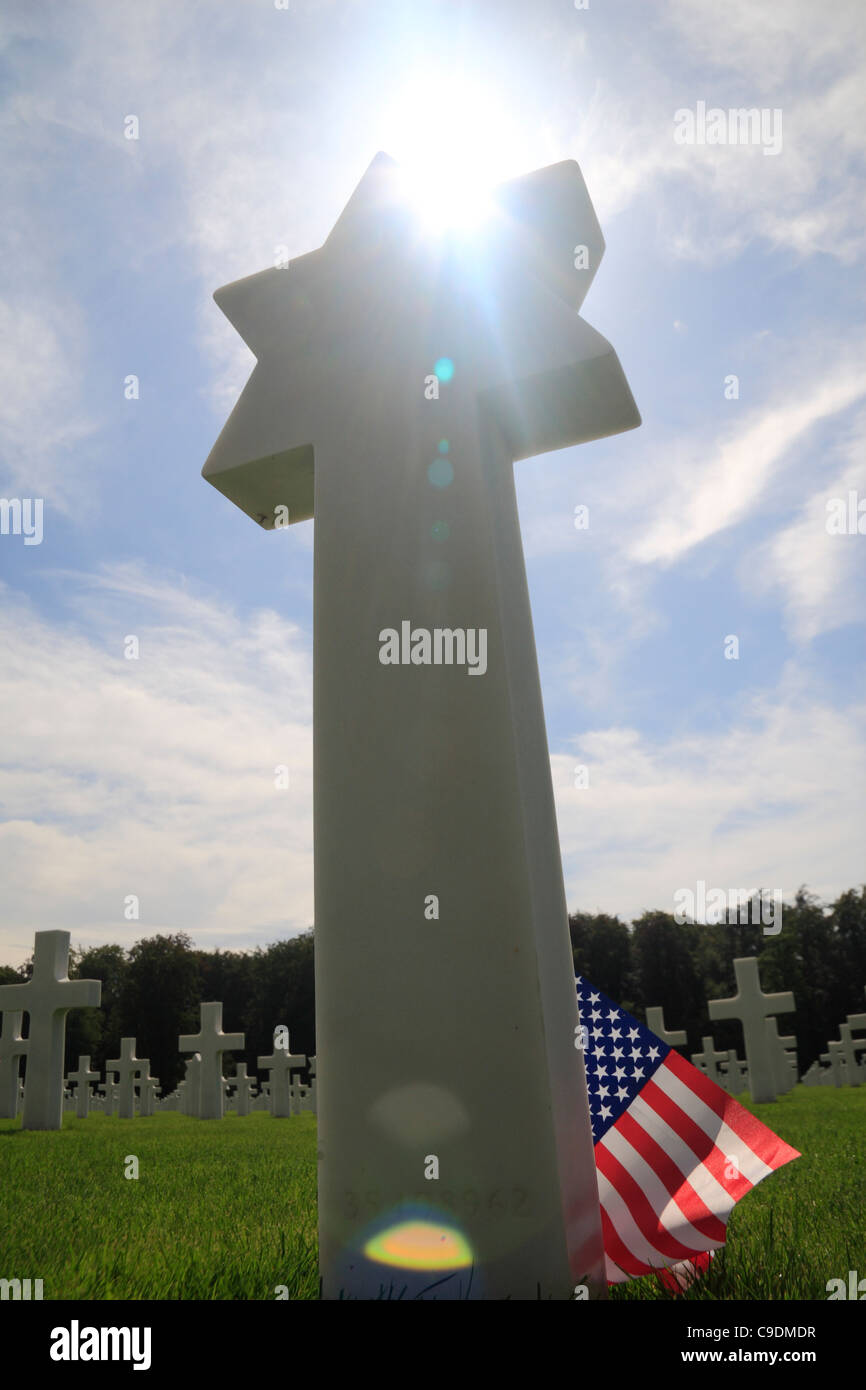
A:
576;976;800;1285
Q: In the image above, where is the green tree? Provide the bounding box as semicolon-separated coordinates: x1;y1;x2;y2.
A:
569;912;632;1007
628;910;705;1048
67;943;129;1075
120;933;200;1093
247;932;316;1081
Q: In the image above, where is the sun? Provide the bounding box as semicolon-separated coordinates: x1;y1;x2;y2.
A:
377;72;529;237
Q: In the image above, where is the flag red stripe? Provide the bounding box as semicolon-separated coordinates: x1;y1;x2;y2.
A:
665;1048;800;1166
614;1108;729;1244
596;1142;711;1263
599;1204;655;1279
639;1074;755;1201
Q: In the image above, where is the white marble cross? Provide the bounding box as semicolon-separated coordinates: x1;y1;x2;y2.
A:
290;1074;308;1116
106;1038;148;1119
180;1055;202;1116
708;957;795;1103
203;152;640;1299
720;1049;748;1094
765;1019;796;1096
691;1036;727;1084
0;931;101;1130
821;1047;845;1087
228;1062;256;1117
645;1006;687;1048
139;1075;160;1117
179;1003;245;1120
100;1074;120;1115
835;1024;866;1085
67;1055;99;1119
306;1055;317;1116
0;1010;28;1119
257;1029;305;1118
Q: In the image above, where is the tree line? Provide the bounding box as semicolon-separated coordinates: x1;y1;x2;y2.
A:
1;886;863;1091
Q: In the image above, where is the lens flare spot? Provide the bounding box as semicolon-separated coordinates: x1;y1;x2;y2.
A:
438;439;450;454
425;560;450;591
427;457;454;488
363;1221;473;1271
431;520;450;542
434;357;454;383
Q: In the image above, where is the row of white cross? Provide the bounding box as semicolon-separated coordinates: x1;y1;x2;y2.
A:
645;955;866;1100
2;934;864;1130
0;931;316;1128
54;1045;317;1119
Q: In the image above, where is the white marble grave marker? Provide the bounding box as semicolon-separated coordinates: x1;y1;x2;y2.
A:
306;1055;317;1116
202;151;640;1299
645;1006;687;1048
107;1038;148;1119
835;1024;866;1086
0;931;101;1130
258;1030;305;1118
100;1074;120;1115
720;1049;748;1095
182;1055;202;1116
708;957;795;1104
229;1062;256;1117
139;1075;160;1117
179;1003;244;1120
67;1055;99;1119
0;1010;28;1119
821;1047;844;1087
765;1020;795;1096
691;1036;727;1084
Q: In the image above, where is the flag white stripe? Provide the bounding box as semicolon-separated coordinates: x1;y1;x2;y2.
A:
597;1169;683;1271
601;1125;725;1254
652;1063;774;1184
629;1092;736;1220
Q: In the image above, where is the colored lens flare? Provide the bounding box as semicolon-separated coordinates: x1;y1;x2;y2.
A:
434;357;454;382
363;1220;473;1271
427;457;454;488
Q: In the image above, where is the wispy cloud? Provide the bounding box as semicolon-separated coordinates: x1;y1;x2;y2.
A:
630;358;866;566
747;413;866;642
0;563;313;967
552;666;866;921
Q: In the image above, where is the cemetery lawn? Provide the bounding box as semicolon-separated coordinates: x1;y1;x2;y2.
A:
0;1112;318;1300
0;1089;862;1300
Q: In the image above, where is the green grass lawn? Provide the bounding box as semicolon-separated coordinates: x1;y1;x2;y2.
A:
0;1112;319;1300
0;1088;862;1300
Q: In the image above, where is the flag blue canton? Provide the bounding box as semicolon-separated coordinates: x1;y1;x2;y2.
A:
576;976;670;1143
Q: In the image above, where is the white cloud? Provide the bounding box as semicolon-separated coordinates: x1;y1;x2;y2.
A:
0;563;313;967
747;413;866;641
552;668;866;921
576;0;866;263
0;298;98;512
630;358;866;566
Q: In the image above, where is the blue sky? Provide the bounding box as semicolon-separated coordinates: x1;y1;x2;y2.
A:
1;0;864;966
